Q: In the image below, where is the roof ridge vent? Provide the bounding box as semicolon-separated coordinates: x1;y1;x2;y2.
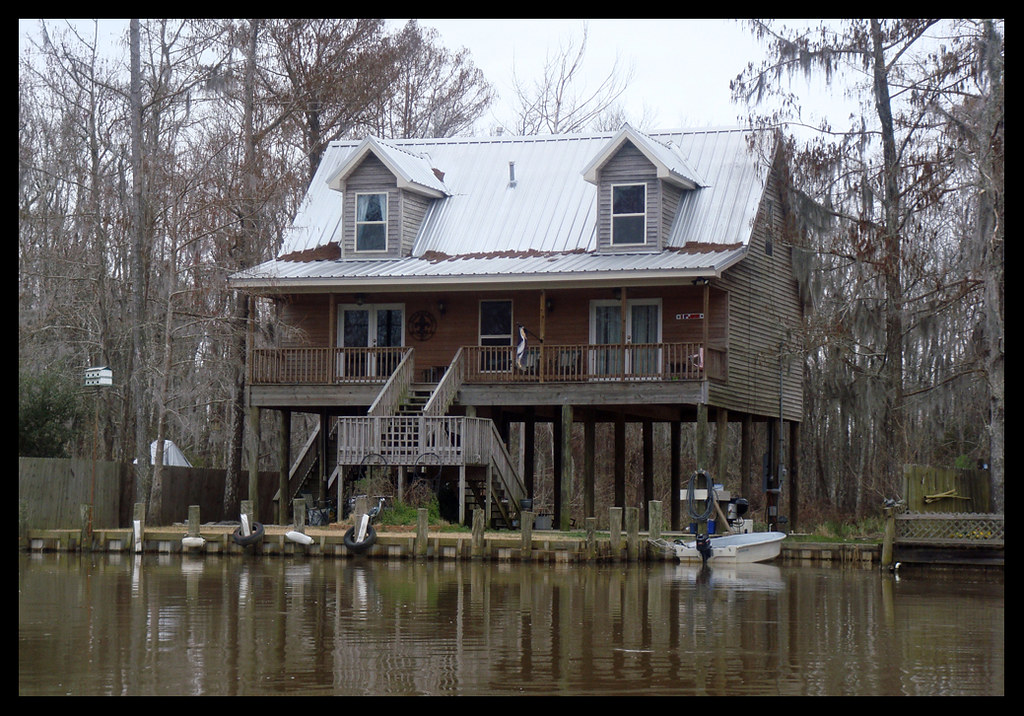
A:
508;161;517;188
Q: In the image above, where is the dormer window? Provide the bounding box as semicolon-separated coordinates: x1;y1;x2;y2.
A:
355;192;388;252
611;183;647;245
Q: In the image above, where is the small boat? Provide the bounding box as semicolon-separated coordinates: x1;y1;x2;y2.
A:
652;531;787;564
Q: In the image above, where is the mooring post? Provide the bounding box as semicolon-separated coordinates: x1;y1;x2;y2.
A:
881;507;895;568
471;507;485;558
133;502;146;553
81;504;93;552
187;505;200;537
609;507;623;561
416;508;428;557
625;506;640;561
293;498;307;533
520;510;534;561
585;516;597;561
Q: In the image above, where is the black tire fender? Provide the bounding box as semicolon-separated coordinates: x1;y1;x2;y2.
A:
343;524;377;553
232;521;265;547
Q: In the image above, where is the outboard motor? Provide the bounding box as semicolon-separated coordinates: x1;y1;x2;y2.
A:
728;497;749;531
696;533;713;564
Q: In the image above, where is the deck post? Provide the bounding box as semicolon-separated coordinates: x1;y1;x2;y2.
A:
559;403;573;531
293;499;307;531
458;464;466;525
741;414;753;501
585;516;597;560
553;411;563;525
614;414;626;507
789;421;800;531
714;407;729;489
524;408;536;498
583;419;595;519
642;419;653;529
696;402;708;472
248;406;261;521
670;420;681;530
278;409;290;526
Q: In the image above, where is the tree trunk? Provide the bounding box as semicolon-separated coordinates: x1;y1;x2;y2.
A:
129;19;151;508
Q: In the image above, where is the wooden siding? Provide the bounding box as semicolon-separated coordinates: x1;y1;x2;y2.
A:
710;158;804;422
400;190;432;256
596;141;660;252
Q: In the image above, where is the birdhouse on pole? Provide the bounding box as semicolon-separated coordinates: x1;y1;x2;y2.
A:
84;366;113;387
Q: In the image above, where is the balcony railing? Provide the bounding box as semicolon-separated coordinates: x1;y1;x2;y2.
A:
250;343;725;386
461;342;725;383
250;346;408;385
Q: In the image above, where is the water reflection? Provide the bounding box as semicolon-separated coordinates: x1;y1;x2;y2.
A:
19;552;1002;696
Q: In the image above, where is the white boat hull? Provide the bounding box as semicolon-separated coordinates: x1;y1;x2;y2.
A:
666;531;786;564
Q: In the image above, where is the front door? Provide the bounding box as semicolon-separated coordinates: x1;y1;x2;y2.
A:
589;299;661;378
338;304;403;378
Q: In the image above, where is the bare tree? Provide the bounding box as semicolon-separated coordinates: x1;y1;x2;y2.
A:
509;23;634;135
733;19;1004;514
364;20;494;139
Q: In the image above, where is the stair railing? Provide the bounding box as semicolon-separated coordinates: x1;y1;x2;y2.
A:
367;347;415;418
422;347;464;417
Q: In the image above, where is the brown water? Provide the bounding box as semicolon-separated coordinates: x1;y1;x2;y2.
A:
18;552;1003;696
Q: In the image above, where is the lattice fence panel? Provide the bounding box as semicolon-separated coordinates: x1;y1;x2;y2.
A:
896;512;1004;545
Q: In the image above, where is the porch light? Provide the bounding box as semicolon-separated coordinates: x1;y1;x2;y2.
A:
438;300;446;316
356;293;365;306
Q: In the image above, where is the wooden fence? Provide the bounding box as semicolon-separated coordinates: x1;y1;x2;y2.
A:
902;465;991;513
19;457;282;528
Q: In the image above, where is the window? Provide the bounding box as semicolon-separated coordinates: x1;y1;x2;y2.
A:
355;192;387;252
611;183;646;245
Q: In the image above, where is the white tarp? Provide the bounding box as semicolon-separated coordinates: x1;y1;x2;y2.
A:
133;439;193;467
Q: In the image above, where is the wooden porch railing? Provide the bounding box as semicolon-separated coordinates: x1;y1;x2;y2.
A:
461;342;725;383
250;346;407;384
251;342;725;386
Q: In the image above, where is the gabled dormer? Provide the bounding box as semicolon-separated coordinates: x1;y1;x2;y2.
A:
582;124;704;253
326;136;450;259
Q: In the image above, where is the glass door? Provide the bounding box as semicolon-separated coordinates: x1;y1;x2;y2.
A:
589;299;661;378
338;304;404;379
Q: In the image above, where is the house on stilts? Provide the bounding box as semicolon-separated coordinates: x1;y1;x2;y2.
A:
228;124;806;531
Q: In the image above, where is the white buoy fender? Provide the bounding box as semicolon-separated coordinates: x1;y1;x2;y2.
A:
285;530;314;545
182;536;206;549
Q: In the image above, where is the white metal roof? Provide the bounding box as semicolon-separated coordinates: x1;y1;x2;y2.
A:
233;126;772;291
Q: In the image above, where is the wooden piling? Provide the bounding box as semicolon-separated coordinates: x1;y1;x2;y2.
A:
472;507;485;558
187;505;200;536
133;502;145;553
415;508;428;556
520;510;534;561
625;506;639;561
609;507;622;561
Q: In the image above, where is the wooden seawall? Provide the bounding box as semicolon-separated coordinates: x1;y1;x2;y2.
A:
21;501;882;565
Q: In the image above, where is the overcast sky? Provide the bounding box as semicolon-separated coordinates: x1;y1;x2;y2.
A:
410;18;771;132
20;19;852;135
